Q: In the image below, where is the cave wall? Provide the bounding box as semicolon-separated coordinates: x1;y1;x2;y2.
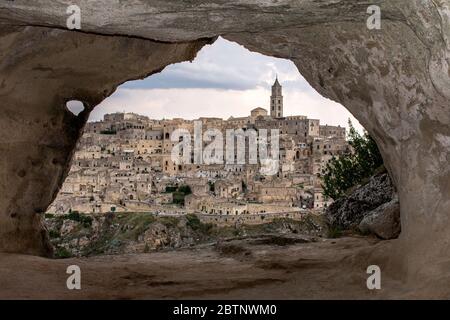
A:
0;25;211;255
0;0;449;281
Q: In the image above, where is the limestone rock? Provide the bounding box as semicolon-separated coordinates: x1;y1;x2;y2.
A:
140;222;182;250
359;198;401;240
325;173;395;230
60;220;78;237
0;0;449;284
0;26;211;256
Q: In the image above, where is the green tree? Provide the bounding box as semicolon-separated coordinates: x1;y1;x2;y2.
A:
321;120;384;200
177;185;192;195
172;185;192;205
241;181;247;193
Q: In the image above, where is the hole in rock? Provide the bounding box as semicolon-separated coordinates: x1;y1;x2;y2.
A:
47;37;390;268
66;100;85;116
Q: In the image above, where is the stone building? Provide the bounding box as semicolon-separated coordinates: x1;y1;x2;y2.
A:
50;78;349;217
270;77;283;118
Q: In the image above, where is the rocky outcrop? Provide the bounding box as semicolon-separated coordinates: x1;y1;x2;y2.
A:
46;213;201;257
359;197;401;240
325;173;395;230
325;172;401;240
45;212;324;257
0;0;449;286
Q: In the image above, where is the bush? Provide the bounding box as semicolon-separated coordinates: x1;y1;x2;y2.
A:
171;185;192;205
165;186;177;193
321;120;384;200
48;229;61;239
159;216;179;228
178;185;192;195
173;192;186;205
54;246;72;259
116;213;156;241
327;226;343;239
65;211;93;228
186;214;200;226
186;214;213;233
66;211;80;220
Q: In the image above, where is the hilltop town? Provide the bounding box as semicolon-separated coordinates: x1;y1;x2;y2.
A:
49;79;350;225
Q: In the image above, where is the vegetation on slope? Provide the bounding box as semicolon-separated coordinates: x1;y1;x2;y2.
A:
45;212;325;259
321;120;384;200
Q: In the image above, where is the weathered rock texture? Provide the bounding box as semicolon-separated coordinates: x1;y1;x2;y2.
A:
0;0;449;287
359;197;401;240
325;172;396;229
325;170;401;240
0;25;211;256
44;212;323;258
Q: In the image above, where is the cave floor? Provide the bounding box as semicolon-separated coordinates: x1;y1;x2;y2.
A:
0;236;413;299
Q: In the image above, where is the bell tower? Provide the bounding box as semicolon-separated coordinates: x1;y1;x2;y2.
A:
270;76;283;118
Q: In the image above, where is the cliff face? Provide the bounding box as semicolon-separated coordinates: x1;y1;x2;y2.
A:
0;1;449;287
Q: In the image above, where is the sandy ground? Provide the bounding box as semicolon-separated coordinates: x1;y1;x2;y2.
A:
0;236;414;299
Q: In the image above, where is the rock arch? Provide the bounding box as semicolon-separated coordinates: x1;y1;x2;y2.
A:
0;1;449;285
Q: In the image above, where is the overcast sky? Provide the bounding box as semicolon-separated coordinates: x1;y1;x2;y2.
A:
87;37;363;131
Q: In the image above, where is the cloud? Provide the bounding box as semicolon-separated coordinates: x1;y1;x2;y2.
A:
92;37;364;132
90;87;364;132
90;88;269;120
122;37;309;92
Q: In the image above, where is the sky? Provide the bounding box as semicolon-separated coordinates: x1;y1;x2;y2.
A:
81;37;363;132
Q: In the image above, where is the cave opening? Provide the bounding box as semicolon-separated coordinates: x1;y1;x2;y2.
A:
45;37;379;259
66;100;85;116
0;1;448;299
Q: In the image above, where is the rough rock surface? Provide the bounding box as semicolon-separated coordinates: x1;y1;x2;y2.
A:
0;0;449;288
45;212;324;258
326;173;395;230
0;26;211;256
359;197;401;240
0;237;398;299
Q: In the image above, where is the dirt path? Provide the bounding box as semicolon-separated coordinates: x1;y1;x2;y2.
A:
0;236;411;299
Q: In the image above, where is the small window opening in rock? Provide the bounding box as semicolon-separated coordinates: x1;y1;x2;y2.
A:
66;100;85;116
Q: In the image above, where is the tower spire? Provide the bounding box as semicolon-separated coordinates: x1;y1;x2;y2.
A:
270;76;283;118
